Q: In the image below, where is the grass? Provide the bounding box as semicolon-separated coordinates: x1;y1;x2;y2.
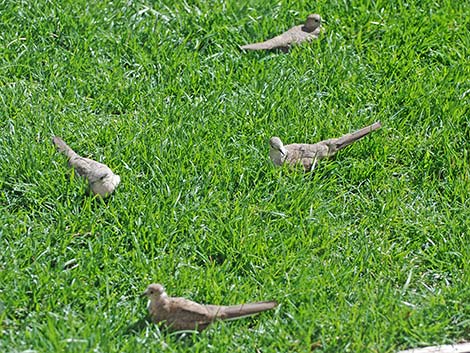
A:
1;0;469;351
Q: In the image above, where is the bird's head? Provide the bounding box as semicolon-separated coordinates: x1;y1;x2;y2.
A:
269;137;288;166
304;14;321;32
269;137;286;155
141;283;166;300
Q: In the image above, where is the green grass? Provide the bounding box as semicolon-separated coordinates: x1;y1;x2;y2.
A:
1;0;469;351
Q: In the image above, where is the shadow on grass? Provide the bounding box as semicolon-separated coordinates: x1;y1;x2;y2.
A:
124;315;153;334
124;315;201;345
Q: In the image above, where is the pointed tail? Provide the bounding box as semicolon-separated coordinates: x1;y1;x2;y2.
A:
240;42;272;51
219;301;278;320
333;121;382;151
240;36;286;51
52;136;78;159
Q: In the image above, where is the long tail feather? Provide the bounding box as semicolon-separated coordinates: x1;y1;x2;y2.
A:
221;301;278;320
334;121;382;150
52;136;78;159
240;42;272;51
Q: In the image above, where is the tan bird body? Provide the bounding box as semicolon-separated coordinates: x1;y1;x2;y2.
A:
52;136;120;197
142;283;277;331
241;14;322;52
269;121;382;172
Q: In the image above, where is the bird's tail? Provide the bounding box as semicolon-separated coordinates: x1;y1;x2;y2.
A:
219;301;278;320
240;42;271;51
332;121;382;151
52;136;78;159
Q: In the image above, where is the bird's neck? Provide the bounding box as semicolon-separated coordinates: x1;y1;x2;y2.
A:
150;293;169;311
157;292;169;303
270;147;287;165
302;22;316;33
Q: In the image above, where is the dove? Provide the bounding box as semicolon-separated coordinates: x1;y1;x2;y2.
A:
52;136;120;197
241;14;322;52
141;283;277;331
269;121;382;172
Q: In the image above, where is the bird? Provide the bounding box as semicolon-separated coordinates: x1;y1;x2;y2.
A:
240;14;322;52
141;283;278;331
269;121;382;172
52;136;120;197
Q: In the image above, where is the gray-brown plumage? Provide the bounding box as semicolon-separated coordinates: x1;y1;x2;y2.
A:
52;136;120;197
241;14;322;52
142;283;277;331
269;121;382;172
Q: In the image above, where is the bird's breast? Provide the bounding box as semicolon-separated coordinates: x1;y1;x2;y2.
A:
269;149;286;166
91;174;120;196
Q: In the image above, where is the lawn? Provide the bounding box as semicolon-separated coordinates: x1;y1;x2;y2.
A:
1;0;469;352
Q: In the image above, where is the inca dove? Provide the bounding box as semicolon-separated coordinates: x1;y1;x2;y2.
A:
142;283;277;331
52;136;120;197
269;121;382;172
241;14;322;52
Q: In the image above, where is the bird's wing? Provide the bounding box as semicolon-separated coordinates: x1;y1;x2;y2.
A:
287;144;321;160
287;26;316;44
241;26;301;51
168;298;215;326
86;166;110;183
286;143;329;171
70;157;109;182
68;157;93;178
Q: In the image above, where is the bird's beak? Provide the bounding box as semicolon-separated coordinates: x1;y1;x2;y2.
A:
140;290;148;298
